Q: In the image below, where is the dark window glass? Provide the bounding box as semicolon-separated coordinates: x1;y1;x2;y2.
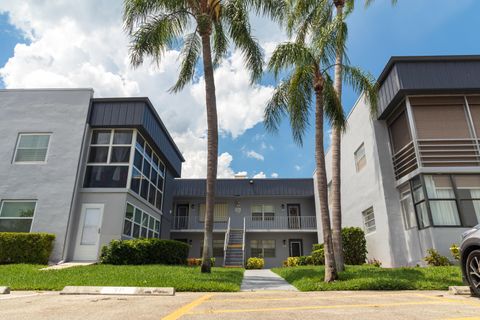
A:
123;220;132;236
156;190;162;210
126;204;134;220
88;147;108;163
0;219;32;232
141;227;147;238
113;130;132;144
91;130;111;144
148;183;156;205
136;134;145;152
145;145;152;162
83;166;128;188
142;159;151;177
150;168;158;185
110;147;131;163
459;200;480;227
140;178;149;199
134;209;142;224
153;155;159;170
157;176;164;191
159;163;166;177
130;169;141;194
148;230;153;238
134;149;143;170
133;224;140;238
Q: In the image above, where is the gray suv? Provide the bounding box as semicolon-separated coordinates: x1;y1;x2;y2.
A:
461;224;480;296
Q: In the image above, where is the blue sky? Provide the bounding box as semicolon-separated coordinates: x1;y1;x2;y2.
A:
1;0;480;178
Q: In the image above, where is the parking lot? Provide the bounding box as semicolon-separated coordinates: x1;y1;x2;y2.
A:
1;290;479;320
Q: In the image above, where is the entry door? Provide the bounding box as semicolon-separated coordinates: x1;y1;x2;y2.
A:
176;205;189;229
289;239;303;257
287;204;301;229
73;204;104;261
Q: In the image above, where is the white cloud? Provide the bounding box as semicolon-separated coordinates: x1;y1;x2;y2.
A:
294;165;301;171
245;150;265;161
0;1;282;178
253;172;266;178
271;172;279;178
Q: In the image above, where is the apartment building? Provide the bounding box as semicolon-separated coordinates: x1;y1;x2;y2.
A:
320;56;480;267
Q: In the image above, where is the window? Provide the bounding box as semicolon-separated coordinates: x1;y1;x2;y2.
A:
122;203;160;239
399;184;417;230
84;129;132;188
362;207;376;234
354;143;366;172
14;134;50;163
0;201;36;232
250;240;275;258
424;175;460;226
453;175;480;227
251;205;275;221
130;133;165;211
412;176;430;229
199;203;228;222
200;239;224;257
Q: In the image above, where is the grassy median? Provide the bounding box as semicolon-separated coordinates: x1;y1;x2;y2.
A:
0;264;244;292
272;265;463;291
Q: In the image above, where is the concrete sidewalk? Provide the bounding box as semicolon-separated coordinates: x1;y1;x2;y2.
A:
240;269;298;291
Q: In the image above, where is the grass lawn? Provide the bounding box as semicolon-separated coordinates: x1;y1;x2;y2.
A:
272;265;463;291
0;264;244;292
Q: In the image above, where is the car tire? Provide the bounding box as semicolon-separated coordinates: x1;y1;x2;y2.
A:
466;249;480;297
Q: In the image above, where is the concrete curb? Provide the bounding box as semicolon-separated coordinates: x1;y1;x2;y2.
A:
60;286;175;296
449;286;471;295
0;287;10;294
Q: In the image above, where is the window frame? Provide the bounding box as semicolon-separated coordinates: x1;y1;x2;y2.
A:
121;202;161;239
354;142;367;172
0;200;37;233
250;239;276;258
13;133;52;164
362;206;376;235
251;204;275;221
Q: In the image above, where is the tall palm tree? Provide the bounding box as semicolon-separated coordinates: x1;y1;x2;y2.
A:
265;0;377;282
124;0;282;273
330;0;396;272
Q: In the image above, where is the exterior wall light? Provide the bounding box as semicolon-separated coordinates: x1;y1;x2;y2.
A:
283;240;287;247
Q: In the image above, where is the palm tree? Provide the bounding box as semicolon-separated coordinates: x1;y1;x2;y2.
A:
265;0;377;282
124;0;283;273
329;0;396;272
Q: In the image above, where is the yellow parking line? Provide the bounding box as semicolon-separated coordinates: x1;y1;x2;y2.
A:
187;300;447;315
162;294;214;320
414;293;480;307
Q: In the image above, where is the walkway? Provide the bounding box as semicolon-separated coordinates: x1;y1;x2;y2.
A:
240;269;298;291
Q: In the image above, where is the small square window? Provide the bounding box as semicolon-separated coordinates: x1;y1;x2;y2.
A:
14;134;51;163
362;207;376;234
354;143;366;172
0;201;36;232
91;130;111;145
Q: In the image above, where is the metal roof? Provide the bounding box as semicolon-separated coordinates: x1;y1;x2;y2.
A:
173;178;315;198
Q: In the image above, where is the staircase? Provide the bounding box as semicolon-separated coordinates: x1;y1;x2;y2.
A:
224;229;244;267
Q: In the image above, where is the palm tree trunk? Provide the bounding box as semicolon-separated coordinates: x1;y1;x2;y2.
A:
315;86;337;283
200;31;218;274
331;2;345;272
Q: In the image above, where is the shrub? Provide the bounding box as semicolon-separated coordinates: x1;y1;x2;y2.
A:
100;239;189;265
366;258;382;267
298;255;313;266
187;258;216;266
342;227;367;265
450;244;460;261
286;257;300;267
424;248;451;266
0;232;55;264
246;257;264;269
311;244;325;265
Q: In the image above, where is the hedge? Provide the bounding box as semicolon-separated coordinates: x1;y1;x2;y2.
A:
0;232;55;264
100;238;189;265
342;227;367;265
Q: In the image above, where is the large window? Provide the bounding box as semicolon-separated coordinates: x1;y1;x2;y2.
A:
406;174;480;229
362;207;376;234
130;133;165;211
199;203;228;222
14;134;50;163
399;184;417;230
122;203;161;239
354;143;366;172
0;201;36;232
250;240;275;258
84;130;132;188
251;205;275;221
200;239;224;257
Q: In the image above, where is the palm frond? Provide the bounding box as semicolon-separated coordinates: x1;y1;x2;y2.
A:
268;42;316;79
322;74;346;131
342;65;378;118
264;81;289;133
212;20;229;66
170;31;201;93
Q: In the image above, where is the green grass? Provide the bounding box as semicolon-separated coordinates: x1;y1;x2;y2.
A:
0;264;244;292
272;265;463;291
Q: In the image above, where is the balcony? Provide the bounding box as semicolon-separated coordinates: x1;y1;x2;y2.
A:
171;215;317;232
245;216;317;232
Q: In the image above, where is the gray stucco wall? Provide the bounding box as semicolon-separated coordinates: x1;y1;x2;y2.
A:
0;89;93;262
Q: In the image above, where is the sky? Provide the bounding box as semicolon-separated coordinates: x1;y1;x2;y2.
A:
0;0;479;179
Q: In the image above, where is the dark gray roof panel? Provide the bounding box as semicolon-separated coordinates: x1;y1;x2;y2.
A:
376;55;480;119
173;179;314;197
89;97;184;177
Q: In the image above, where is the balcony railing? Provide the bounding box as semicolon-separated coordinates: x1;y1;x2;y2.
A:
392;141;418;180
245;216;317;231
171;214;228;230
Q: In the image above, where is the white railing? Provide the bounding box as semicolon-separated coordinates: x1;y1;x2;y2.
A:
245;216;317;230
223;217;231;265
418;138;480;167
171;214;228;230
392;141;418;180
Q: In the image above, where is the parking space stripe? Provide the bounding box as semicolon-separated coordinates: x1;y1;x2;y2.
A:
162;294;214;320
187;299;449;315
442;318;480;320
